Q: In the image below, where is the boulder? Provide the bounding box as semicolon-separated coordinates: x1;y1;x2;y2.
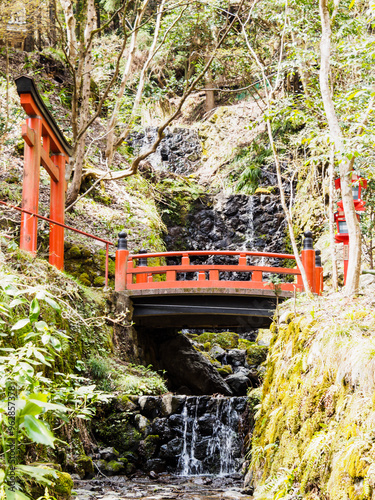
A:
145;458;167;473
161;394;185;416
159;334;232;395
98;447;119;461
134;414;150;434
225;372;251;396
227;349;247;368
209;344;226;361
138;396;161;418
151;417;173;440
360;273;375;287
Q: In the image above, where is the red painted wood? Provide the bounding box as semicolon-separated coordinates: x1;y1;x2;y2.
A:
127;264;300;275
127;258;133;287
315;265;323;295
118;251;303;293
126;280;303;292
20;115;42;255
209;270;219;281
129;250;296;260
301;249;315;292
49;154;66;270
115;249;129;291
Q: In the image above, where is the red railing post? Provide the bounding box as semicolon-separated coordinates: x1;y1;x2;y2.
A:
115;231;129;292
300;231;316;293
209;269;219;282
127;257;133;287
181;253;190;266
315;249;323;295
20;115;42;255
239;253;247;266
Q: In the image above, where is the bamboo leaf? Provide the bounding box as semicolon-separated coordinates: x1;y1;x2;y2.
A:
11;318;30;331
22;415;56;448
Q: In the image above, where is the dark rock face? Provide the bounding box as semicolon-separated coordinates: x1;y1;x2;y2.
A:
127;127;202;175
164;193;287;258
159;334;232;396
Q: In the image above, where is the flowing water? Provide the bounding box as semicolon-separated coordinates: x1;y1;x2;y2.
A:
176;397;242;476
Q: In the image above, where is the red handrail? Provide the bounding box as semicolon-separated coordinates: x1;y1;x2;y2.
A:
0;200;115;286
128;250;297;260
122;249;302;293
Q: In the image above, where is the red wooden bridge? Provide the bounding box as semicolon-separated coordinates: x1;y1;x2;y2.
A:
3;76;323;329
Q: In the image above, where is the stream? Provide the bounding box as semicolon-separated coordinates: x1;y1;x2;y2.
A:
82;128;285;499
74;474;252;500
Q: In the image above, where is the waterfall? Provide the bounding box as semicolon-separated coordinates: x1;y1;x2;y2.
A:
177;396;244;476
242;196;255;251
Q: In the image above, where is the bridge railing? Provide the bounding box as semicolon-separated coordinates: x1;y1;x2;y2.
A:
115;231;323;294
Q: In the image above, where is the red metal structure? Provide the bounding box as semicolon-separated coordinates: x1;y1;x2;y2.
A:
334;174;367;283
15;76;73;270
115;231;323;295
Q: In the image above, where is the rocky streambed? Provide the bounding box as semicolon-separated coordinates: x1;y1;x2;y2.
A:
74;474;253;500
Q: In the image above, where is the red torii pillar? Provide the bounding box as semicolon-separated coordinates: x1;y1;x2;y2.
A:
15;76;72;270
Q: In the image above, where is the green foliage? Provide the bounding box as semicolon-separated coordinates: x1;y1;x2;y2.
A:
0;272;112;498
234;143;269;195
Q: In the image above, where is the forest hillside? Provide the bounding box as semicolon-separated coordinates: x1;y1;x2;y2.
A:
1;0;375;499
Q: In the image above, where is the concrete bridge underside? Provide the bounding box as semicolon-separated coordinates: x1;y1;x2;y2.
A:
125;288;289;329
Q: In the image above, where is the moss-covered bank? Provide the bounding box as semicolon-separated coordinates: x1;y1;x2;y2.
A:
249;291;375;500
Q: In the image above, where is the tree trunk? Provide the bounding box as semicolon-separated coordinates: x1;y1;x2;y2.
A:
205;73;215;112
105;0;150;165
319;0;361;294
49;0;56;45
328;148;338;289
66;0;95;206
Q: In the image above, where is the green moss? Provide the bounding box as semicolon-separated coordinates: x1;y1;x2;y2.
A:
239;339;268;365
78;272;91;286
106;460;125;473
30;471;73;500
195;331;239;349
141;434;159;459
75;455;94;479
94;276;105;287
217;365;232;376
67;245;82;259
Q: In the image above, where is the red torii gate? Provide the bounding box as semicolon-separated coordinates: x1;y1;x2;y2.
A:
15;76;73;269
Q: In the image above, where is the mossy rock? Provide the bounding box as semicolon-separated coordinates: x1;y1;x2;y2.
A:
66;245;82;259
94;276;105;287
140;434;159;460
203;341;211;351
200;350;221;367
30;470;73;500
52;471;74;500
239;339;268;365
106;460;126;475
217;365;232;376
76;455;94;479
78;272;91;286
195;331;239;349
247;387;262;411
93;404;143;455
